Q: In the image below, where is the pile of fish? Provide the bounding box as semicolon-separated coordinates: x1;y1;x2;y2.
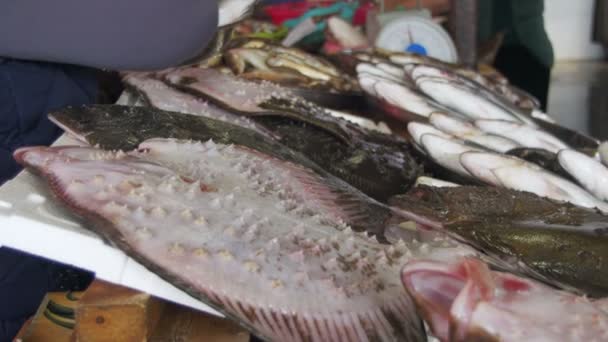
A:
353;50;608;214
116;68;422;203
224;39;360;94
14;14;608;340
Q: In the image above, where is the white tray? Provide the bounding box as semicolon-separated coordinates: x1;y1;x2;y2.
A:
0;135;220;316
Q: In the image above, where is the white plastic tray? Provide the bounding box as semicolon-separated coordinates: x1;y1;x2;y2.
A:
0;135;220;316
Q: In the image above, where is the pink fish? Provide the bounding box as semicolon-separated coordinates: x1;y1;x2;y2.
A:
402;258;608;341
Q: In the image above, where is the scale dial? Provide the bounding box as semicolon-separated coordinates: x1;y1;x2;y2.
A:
375;15;459;63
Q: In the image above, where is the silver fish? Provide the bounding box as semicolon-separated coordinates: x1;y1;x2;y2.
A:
428;113;521;153
412;65;536;126
402;258;608;342
460;151;608;212
414;176;460;188
475;119;569;154
558;149;608;202
16;140;427;341
420;134;482;179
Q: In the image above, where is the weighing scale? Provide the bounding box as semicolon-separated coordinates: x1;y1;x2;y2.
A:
373;0;458;63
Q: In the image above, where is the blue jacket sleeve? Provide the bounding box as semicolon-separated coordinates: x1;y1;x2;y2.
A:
0;0;218;71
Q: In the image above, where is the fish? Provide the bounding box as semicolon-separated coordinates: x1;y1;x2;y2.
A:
414;177;460;188
224;48;272;74
251;112;422;202
475;119;569;154
162;68;423;202
415;76;530;124
428;112;521;153
14;140;428;341
266;55;332;82
505;147;574;181
221;40;358;94
411;65;536;126
122;74;277;139
558;149;608;201
49;103;421;209
407;122;451;148
419;134;482;179
402;257;608;342
393;185;608;296
459;151;608;212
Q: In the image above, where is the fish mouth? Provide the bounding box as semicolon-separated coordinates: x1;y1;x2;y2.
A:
402;258;495;342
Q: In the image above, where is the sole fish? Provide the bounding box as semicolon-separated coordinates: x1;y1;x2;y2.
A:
402;258;608;341
15;140;427;341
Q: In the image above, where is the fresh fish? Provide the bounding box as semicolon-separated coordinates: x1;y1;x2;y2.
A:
409;64;539;123
372;82;443;119
266;55;332;82
460;151;608;211
49;105;300;159
428;112;521;153
393;185;608;296
415;77;530;124
505;147;574;180
558;149;608;201
15;140;427;341
475;119;569;153
225;48;271;74
414;177;459;188
272;46;342;78
402;258;608;342
123;74;277;139
356;63;404;84
407;122;450;147
410;64;537;125
419;134;481;178
219;0;258;27
164;67;293;113
50;103;422;205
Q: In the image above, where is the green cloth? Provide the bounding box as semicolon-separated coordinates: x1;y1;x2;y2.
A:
478;0;554;68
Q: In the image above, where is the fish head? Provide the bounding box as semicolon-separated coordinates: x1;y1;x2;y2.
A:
402;258;528;342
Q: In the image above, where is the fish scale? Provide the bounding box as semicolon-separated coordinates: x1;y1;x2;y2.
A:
15;139;432;341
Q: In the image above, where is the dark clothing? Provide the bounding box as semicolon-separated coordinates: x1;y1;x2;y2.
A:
0;0;218;71
0;59;98;183
478;0;554;109
0;60;97;341
0;2;220;340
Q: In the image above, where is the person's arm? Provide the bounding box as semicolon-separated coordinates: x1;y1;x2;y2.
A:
0;0;218;71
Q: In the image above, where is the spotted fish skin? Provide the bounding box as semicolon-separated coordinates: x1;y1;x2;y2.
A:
15;139;429;341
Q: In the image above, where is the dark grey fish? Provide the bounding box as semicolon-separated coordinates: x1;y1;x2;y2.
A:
391;185;608;297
